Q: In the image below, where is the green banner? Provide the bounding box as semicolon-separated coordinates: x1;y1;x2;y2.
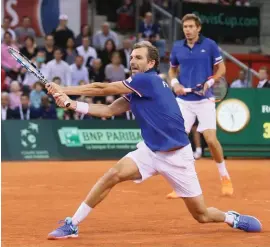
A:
183;2;260;42
2;120;142;161
2;89;269;161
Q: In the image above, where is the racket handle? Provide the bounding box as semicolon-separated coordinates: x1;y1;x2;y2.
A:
184;88;192;93
64;101;71;107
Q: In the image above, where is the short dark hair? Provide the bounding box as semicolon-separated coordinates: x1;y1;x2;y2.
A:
54;47;63;54
4;31;12;38
4;16;11;22
132;41;160;70
21;93;29;99
52;76;61;82
45;34;54;40
259;66;269;74
22;16;30;20
182;13;202;27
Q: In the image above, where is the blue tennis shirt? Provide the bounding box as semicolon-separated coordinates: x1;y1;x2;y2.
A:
122;69;189;152
170;36;223;101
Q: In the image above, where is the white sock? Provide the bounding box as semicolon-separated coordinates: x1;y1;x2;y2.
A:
195;147;202;154
72;202;92;226
217;161;229;177
224;213;235;226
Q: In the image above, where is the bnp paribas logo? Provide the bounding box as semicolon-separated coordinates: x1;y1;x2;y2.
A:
21;122;39;149
58;127;142;148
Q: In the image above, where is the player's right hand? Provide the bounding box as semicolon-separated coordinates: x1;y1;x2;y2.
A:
173;84;187;96
46;83;62;95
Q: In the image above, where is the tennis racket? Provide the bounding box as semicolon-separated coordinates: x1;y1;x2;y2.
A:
183;77;229;102
8;46;70;107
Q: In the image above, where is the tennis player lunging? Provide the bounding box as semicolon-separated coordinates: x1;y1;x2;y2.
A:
46;41;261;240
167;14;233;199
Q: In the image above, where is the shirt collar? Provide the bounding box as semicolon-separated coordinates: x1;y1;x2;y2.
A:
184;35;204;46
145;68;157;74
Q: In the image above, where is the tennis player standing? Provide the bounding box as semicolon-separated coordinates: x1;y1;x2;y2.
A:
167;14;233;199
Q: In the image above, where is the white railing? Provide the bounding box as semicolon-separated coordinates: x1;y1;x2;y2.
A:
151;3;173;48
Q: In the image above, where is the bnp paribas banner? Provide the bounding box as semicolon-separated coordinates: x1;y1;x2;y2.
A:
182;2;260;42
2;120;142;161
58;128;142;149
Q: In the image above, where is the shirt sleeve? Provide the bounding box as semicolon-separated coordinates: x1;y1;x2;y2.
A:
211;41;223;66
122;93;131;102
122;73;152;97
169;43;179;68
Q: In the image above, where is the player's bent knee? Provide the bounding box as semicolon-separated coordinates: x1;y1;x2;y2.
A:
101;168;121;186
205;136;217;147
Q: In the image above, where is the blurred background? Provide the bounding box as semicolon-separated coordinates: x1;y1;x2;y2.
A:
1;0;270;161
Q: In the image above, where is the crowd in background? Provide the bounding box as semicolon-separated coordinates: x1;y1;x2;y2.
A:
1;14;138;120
1;0;269;121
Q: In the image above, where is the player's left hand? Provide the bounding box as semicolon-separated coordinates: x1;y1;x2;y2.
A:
202;82;209;95
203;78;215;95
53;92;72;109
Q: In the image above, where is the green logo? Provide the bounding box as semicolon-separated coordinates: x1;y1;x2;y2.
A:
58;127;142;148
21;122;39;149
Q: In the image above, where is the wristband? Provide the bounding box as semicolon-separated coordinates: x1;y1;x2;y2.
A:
206;78;215;87
171;78;180;87
75;101;89;114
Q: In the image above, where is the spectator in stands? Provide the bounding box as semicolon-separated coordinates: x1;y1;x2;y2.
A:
52;14;74;49
1;32;21;80
14;16;36;46
117;0;135;31
70;55;89;86
65;37;77;65
52;76;62;85
1;69;8;92
1;92;13;120
1;16;16;41
98;39;117;69
93;22;120;50
22;50;48;88
41;35;56;63
139;12;166;58
117;0;134;16
40;95;57;119
46;48;72;86
75;24;92;47
230;69;249;88
30;81;46;109
219;0;234;5
119;39;132;73
105;52;126;82
89;58;105;83
12;94;40;120
20;36;38;60
9;81;22;110
235;0;250;6
257;66;270;88
184;0;218;3
76;36;97;67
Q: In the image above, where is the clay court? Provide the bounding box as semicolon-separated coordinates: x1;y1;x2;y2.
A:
2;159;270;247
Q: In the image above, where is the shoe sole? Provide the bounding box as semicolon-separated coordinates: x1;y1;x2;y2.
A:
47;234;78;240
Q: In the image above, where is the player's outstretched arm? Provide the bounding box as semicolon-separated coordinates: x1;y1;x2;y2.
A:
46;81;133;96
53;92;130;118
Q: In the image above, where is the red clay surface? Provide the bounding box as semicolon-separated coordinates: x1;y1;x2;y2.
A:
2;159;270;247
